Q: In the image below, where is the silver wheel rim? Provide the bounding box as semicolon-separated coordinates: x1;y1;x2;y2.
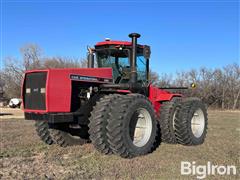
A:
130;108;153;147
172;109;177;130
191;108;205;138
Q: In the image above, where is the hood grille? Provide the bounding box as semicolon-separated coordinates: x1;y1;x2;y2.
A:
23;72;47;110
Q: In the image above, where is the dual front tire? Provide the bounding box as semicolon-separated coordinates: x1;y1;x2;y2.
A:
89;94;160;158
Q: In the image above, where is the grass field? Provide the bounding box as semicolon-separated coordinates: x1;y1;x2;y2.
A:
0;109;239;179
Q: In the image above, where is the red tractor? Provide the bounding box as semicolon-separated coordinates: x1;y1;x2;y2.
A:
22;33;207;158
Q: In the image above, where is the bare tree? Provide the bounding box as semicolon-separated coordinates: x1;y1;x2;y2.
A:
149;70;160;85
0;71;5;99
2;44;87;99
158;73;173;87
20;44;42;70
149;64;240;109
43;57;82;68
223;63;240;109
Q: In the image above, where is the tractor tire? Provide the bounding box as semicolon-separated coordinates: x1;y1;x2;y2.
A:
77;94;103;126
35;121;54;145
107;94;159;158
49;94;102;147
89;94;122;154
174;98;208;145
49;124;89;147
159;97;181;144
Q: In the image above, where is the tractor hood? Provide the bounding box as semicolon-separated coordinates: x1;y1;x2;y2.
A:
22;68;113;113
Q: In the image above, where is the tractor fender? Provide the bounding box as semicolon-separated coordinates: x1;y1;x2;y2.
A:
149;85;182;102
155;93;182;102
148;85;182;114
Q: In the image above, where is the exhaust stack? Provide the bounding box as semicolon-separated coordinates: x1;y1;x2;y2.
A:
129;33;141;84
87;46;94;68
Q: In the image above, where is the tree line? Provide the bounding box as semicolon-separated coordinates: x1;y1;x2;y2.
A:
0;44;86;100
1;44;239;110
151;63;240;110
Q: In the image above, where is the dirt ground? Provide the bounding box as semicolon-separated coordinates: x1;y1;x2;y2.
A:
0;108;239;179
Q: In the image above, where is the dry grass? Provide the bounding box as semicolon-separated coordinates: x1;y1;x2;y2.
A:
0;110;239;179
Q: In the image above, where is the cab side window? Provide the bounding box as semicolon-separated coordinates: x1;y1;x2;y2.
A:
136;55;147;82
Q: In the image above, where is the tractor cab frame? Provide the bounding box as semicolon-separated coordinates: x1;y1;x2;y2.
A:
88;33;151;94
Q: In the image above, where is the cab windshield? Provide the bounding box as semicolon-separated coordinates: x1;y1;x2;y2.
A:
96;49;147;83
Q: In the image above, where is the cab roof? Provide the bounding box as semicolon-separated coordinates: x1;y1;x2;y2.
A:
95;40;143;47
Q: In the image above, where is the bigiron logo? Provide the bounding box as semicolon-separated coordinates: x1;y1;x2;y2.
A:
181;161;237;179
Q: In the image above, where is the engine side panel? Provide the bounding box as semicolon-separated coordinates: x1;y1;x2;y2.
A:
22;68;112;113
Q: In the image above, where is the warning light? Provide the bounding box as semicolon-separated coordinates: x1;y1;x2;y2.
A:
191;83;196;88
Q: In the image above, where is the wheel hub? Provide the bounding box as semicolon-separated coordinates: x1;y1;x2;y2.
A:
129;108;152;147
191;108;205;138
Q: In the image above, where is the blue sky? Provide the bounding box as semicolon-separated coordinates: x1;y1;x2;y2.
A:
1;0;239;74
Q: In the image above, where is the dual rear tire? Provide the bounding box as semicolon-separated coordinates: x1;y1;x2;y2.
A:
174;98;208;145
159;97;208;145
159;97;181;144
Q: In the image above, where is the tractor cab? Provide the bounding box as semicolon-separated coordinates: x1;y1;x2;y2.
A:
88;34;151;86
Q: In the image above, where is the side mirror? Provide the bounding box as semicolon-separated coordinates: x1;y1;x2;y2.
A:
143;46;151;59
